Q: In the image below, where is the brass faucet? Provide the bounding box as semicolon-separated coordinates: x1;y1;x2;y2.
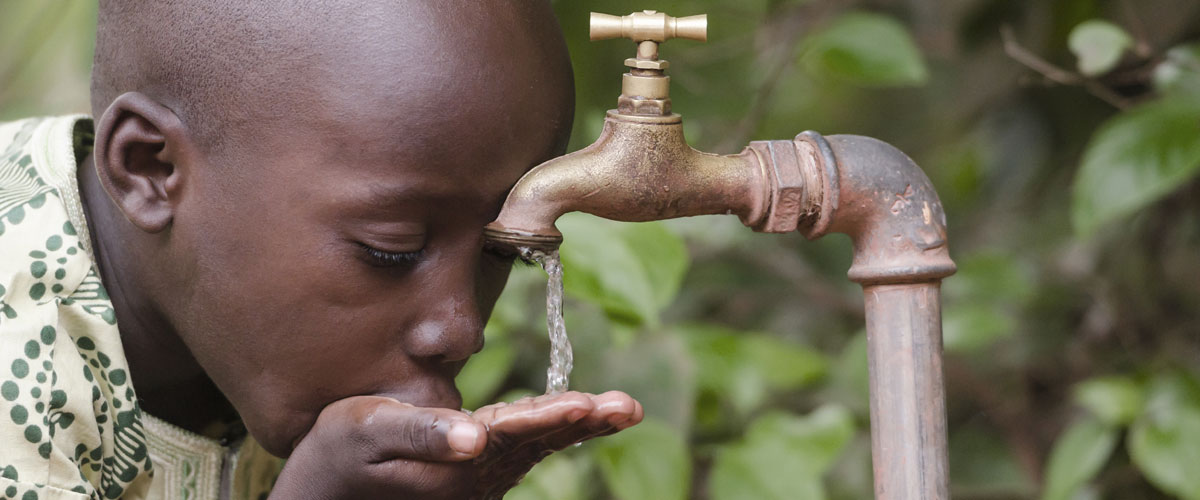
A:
485;11;957;500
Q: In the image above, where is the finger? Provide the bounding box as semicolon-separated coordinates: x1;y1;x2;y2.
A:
472;391;594;447
528;391;643;451
341;396;487;462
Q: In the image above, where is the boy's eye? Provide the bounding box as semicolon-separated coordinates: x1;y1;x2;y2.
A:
357;242;423;267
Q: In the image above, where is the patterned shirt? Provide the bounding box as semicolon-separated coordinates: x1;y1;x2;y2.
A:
0;116;281;500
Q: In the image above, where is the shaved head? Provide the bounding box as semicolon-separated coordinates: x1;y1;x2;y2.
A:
91;1;574;155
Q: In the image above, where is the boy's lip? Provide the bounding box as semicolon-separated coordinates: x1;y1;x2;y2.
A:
375;384;464;411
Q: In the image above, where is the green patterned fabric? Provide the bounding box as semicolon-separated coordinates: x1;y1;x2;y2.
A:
0;116;282;500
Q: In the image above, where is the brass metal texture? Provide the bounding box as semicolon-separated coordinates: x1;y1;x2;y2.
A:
589;11;707;43
621;73;670;99
483;111;768;249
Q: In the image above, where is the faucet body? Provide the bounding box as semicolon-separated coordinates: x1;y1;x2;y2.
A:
485;11;956;499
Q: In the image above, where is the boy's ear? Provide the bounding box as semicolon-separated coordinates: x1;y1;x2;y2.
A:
92;92;194;233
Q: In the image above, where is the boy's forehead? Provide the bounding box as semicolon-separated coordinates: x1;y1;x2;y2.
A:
240;2;572;169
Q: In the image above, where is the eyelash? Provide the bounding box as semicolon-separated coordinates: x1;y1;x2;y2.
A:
358;243;423;267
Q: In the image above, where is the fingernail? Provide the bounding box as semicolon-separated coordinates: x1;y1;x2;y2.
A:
448;422;479;455
607;412;631;426
566;408;589;423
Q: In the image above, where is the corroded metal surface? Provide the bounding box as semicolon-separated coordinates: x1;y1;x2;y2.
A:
865;283;950;500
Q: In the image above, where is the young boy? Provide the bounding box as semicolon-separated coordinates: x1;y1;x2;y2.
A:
0;1;643;499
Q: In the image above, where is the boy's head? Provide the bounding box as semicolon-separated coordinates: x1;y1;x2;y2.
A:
88;0;573;456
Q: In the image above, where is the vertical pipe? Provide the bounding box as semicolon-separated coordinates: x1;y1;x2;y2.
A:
863;282;949;500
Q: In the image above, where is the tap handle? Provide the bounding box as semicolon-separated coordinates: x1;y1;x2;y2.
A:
590;10;707;43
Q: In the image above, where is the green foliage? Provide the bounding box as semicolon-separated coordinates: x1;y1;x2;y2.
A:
1153;43;1200;96
800;11;929;87
1068;20;1132;76
1071;96;1200;236
1128;373;1200;500
593;417;692;500
558;214;689;327
681;323;827;416
1040;416;1118;500
1073;375;1143;426
507;454;590;500
708;406;855;500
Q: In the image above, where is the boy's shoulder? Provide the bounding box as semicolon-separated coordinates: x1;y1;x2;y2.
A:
0;115;155;500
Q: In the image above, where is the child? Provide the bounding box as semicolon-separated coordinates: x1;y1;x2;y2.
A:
0;1;643;499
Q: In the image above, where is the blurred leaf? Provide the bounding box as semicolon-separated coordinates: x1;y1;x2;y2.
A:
942;303;1016;353
951;425;1036;497
800;11;929;87
1153;43;1200;97
823;330;870;416
1041;417;1119;500
456;339;517;409
1074;375;1144;426
1067;20;1132;76
1071;96;1200;236
944;252;1035;304
709;406;855;500
558;213;689;327
681;323;827;416
594;417;691;500
507;453;588;500
594;332;698;432
1128;372;1200;500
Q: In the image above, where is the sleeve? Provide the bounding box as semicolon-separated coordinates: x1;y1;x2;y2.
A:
0;191;153;500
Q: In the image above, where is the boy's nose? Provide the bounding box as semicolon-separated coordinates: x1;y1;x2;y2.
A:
403;298;485;363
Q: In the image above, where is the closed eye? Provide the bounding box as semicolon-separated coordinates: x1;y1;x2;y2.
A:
357;242;423;267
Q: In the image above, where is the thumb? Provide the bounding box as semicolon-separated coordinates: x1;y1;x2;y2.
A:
341;397;488;462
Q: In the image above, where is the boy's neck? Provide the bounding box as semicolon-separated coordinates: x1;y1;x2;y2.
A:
77;153;239;437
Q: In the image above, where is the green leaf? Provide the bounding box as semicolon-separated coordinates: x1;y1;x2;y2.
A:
681;323;827;416
942;303;1016;354
1153;42;1200;97
709;406;855;500
1127;372;1200;500
455;339;516;409
1068;20;1132;76
801;11;928;87
593;417;691;500
557;213;689;327
1074;375;1144;426
1040;417;1119;500
506;453;588;500
1071;96;1200;237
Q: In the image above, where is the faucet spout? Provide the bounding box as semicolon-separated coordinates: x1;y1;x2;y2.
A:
485;111;770;250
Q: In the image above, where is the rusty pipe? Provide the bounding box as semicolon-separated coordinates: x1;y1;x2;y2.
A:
484;129;955;499
802;133;955;499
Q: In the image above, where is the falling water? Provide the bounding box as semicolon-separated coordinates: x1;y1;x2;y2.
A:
520;247;573;394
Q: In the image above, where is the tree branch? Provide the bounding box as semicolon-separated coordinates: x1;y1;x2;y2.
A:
1000;26;1132;109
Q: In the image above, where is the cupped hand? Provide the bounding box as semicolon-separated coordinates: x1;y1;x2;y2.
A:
269;391;643;500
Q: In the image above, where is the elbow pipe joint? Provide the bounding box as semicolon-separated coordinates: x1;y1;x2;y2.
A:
797;132;956;285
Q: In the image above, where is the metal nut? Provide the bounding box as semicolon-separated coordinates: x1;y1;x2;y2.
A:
624;58;670;70
748;139;806;233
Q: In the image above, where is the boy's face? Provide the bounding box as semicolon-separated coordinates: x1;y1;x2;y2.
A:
152;4;572;456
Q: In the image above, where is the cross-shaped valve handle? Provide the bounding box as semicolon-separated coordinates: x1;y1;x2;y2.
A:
589;10;707;43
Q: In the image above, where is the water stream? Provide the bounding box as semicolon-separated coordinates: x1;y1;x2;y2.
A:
520;247;573;394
